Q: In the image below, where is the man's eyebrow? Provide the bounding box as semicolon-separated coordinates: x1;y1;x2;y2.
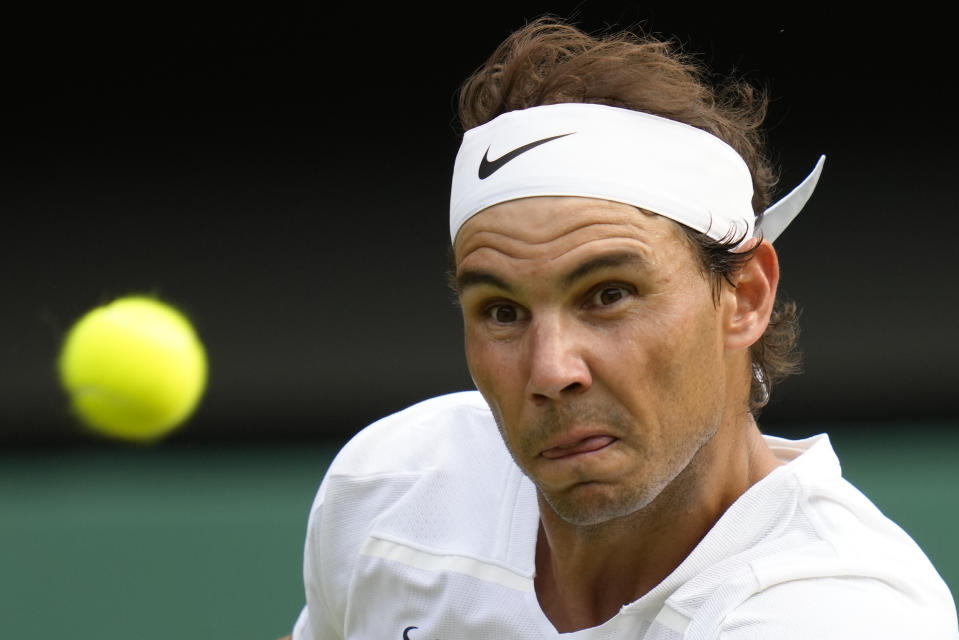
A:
455;251;646;294
562;251;648;287
455;269;515;294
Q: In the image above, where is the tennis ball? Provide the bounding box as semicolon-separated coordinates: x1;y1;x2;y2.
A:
58;296;208;442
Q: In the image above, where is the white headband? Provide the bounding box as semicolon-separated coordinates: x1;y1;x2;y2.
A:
449;103;824;248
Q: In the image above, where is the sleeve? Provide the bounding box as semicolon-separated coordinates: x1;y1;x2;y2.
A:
717;576;959;640
289;456;425;639
291;479;344;640
288;393;477;639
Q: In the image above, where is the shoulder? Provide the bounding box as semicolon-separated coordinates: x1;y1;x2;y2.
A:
300;391;507;635
714;434;958;638
324;390;496;479
666;435;957;639
310;389;504;538
717;576;959;639
309;390;502;534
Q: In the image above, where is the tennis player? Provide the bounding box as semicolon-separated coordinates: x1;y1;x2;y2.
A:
286;18;958;639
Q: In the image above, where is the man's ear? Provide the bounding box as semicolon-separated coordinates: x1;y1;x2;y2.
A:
725;239;779;351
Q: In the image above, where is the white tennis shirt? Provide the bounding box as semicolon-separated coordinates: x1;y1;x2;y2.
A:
292;391;958;639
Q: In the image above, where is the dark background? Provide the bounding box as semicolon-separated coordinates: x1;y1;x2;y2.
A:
2;5;958;636
2;3;956;448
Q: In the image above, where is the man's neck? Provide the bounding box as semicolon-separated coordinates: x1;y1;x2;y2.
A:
533;420;782;633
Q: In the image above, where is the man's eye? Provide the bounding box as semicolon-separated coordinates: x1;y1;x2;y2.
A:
592;286;630;307
488;304;520;324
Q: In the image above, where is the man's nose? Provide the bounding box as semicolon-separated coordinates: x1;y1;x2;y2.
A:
525;315;592;403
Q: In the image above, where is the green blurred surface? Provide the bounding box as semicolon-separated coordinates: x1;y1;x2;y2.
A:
825;425;959;606
1;426;957;639
1;444;336;640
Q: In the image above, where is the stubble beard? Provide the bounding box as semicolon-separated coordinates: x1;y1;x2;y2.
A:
492;401;654;527
492;400;718;529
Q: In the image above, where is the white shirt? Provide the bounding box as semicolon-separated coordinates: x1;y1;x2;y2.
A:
292;391;958;639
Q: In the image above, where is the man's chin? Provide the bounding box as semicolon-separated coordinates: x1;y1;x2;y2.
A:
539;483;654;529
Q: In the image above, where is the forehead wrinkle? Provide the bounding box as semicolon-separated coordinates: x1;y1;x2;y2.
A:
469;219;646;245
456;219;663;266
457;196;650;240
455;234;661;301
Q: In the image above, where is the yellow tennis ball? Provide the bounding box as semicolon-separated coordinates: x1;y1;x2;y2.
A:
58;296;208;442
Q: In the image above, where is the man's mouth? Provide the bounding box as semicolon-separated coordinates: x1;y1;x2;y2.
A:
541;435;617;460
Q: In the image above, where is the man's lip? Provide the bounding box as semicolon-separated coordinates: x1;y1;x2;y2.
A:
540;435;617;460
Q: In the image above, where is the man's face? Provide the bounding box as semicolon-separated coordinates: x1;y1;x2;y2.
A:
454;197;733;527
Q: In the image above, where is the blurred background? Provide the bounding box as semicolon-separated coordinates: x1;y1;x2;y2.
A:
2;3;956;638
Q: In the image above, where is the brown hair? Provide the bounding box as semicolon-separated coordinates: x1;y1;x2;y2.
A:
455;17;801;415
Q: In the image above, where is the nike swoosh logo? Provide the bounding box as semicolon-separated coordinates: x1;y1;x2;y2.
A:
478;132;573;179
403;626;418;640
